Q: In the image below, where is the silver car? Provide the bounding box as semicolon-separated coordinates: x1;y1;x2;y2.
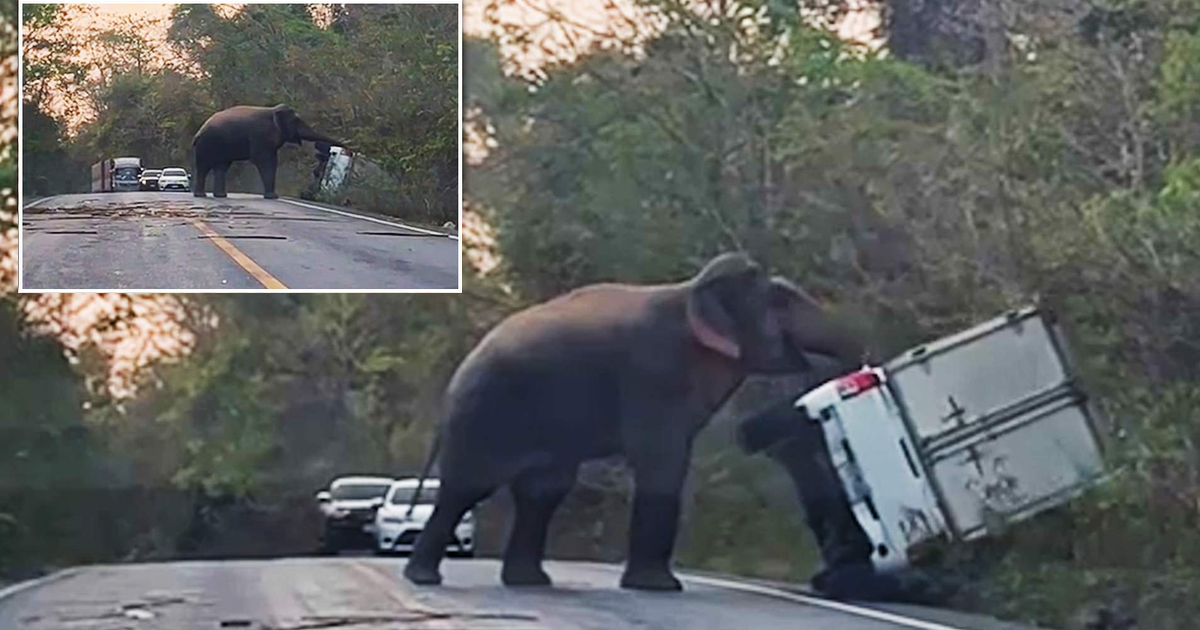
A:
315;476;395;554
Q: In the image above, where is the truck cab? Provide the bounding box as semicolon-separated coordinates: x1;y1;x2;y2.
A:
112;157;142;192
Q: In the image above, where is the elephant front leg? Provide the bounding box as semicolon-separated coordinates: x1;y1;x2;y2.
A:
502;464;578;587
621;430;691;591
254;154;279;199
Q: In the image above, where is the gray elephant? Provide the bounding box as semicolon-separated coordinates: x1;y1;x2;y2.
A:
402;253;866;591
191;104;346;199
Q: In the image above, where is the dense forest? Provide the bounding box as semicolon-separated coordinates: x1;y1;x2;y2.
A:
6;1;1200;628
21;3;458;224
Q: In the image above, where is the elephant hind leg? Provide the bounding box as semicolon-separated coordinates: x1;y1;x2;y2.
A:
403;482;492;586
193;157;209;198
501;464;578;587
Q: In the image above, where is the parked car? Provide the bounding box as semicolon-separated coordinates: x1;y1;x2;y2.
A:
315;476;395;554
157;167;191;192
373;478;474;557
138;169;162;191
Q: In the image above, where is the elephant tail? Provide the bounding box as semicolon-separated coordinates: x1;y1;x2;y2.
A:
405;430;441;519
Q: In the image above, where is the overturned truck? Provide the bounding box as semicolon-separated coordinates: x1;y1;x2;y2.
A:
741;306;1108;581
303;147;400;208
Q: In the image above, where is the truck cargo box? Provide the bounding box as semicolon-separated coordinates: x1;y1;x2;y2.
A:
792;307;1107;572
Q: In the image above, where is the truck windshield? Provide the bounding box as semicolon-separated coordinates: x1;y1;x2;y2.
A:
114;168;139;181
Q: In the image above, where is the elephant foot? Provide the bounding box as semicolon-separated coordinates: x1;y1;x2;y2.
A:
620;566;682;591
213;192;228;198
263;192;279;200
403;562;442;586
501;563;552;587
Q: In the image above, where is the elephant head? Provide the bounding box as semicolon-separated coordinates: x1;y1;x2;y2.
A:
271;104;345;148
685;253;866;378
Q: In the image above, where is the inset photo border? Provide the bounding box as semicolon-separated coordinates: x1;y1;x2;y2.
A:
18;1;462;293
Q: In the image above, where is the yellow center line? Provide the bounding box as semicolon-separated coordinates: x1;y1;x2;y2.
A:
188;218;289;289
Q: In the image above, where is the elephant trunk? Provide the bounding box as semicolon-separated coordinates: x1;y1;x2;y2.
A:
771;277;869;380
296;125;347;149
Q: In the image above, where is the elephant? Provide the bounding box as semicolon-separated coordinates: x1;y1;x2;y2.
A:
191;104;346;199
402;252;867;591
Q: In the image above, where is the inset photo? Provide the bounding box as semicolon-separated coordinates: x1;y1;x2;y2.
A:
19;2;461;292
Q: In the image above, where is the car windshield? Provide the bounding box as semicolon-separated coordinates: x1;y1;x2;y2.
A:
330;483;391;501
143;171;161;177
389;486;439;505
162;169;187;176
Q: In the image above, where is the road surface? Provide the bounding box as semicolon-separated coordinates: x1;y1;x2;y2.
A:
20;192;459;290
0;558;1037;630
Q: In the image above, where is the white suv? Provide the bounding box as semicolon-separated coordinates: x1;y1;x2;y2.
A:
374;478;475;557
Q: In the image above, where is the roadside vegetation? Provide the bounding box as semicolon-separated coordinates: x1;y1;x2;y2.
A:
21;3;457;225
6;1;1200;628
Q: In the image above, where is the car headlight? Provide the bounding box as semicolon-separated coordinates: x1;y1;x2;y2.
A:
331;509;350;518
461;512;473;523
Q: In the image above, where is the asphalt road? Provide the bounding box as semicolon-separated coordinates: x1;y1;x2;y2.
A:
0;558;1038;630
20;192;459;290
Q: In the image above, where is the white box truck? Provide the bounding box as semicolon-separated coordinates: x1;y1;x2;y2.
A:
784;306;1106;572
90;157;141;192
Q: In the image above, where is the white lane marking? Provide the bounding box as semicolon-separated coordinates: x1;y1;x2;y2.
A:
278;199;459;240
682;573;966;630
22;197;51;209
0;568;81;604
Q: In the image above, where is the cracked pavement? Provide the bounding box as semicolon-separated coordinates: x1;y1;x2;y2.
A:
0;558;1041;630
20;192;458;290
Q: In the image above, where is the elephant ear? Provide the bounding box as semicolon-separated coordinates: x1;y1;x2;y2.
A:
272;106;299;143
686;253;761;360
